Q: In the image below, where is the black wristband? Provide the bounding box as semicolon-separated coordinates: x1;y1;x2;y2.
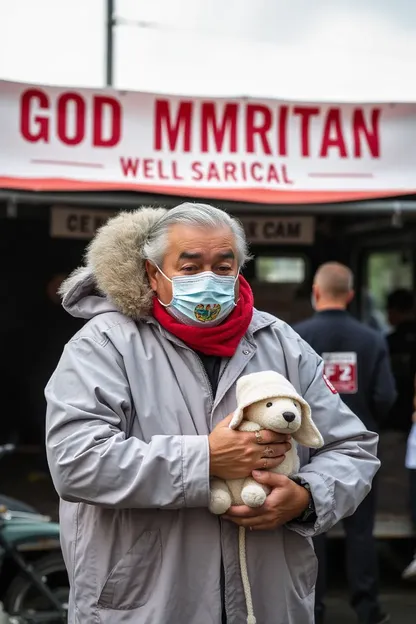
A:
290;476;316;523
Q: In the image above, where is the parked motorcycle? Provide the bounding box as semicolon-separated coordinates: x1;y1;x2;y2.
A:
0;444;68;622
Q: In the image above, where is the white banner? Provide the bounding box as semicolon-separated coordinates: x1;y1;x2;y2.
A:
1;80;416;204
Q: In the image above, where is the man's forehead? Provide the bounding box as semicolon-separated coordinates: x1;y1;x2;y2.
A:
167;224;237;256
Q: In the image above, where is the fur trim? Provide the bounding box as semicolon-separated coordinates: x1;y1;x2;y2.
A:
58;266;93;298
60;206;168;319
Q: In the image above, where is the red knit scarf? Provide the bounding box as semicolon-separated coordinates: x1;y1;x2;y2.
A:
152;275;254;357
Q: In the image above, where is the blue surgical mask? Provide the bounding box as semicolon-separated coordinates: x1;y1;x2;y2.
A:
156;268;238;327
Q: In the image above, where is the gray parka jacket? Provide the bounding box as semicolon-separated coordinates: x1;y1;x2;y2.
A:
45;208;379;624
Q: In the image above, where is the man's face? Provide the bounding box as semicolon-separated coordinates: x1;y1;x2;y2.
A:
146;224;239;305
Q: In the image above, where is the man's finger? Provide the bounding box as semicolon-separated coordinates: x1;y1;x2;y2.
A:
259;442;291;458
252;470;290;487
255;430;291;445
253;456;286;471
222;504;266;518
250;522;279;531
223;513;282;530
222;515;266;528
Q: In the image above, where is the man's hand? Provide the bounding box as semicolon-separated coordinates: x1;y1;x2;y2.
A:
222;471;311;530
209;415;291;480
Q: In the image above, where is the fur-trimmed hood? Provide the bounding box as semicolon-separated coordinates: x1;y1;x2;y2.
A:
60;207;168;320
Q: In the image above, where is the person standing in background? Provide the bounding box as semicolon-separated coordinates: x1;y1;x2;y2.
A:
294;262;396;624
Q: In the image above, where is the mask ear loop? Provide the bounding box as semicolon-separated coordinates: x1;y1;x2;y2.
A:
154;264;172;283
234;269;241;307
153;264;174;307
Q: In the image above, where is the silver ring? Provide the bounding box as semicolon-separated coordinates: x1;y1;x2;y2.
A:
263;458;269;469
255;431;262;444
263;446;274;457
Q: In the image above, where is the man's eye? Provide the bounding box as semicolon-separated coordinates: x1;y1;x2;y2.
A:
182;266;197;273
266;402;273;408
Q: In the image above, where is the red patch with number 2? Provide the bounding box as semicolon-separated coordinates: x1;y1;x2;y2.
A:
323;373;338;394
322;352;357;394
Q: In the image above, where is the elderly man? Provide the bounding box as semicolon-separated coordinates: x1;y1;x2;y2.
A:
46;203;379;624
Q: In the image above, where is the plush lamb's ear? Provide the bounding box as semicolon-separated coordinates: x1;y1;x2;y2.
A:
229;407;244;429
292;406;324;448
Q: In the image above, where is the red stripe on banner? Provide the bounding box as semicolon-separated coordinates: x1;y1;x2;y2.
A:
1;176;416;204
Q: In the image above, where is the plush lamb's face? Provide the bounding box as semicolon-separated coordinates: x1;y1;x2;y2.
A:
245;396;303;433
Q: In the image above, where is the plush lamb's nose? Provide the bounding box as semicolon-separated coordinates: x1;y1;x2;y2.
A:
282;411;296;423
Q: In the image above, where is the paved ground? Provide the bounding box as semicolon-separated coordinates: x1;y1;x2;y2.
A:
323;538;416;622
326;592;415;623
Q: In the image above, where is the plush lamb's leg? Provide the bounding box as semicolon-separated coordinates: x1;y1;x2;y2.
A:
240;444;300;506
241;476;270;508
209;478;233;515
236;420;270;508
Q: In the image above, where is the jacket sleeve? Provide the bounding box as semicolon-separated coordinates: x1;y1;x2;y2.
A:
370;337;397;424
289;344;380;537
45;336;210;509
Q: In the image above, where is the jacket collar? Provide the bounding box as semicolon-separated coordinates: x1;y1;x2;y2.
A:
314;309;349;316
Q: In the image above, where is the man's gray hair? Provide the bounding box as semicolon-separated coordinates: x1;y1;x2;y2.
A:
142;202;252;267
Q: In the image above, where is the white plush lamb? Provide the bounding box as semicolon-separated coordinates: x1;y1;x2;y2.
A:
209;370;324;515
209;370;324;624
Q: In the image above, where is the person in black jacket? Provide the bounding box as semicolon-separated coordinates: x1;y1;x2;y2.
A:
294;262;396;624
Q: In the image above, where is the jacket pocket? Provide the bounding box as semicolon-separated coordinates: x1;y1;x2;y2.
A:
97;530;162;610
282;529;317;599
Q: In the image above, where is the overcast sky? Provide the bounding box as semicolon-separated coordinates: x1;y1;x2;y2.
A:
1;0;416;101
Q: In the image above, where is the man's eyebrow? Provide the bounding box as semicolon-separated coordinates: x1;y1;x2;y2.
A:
216;250;235;260
178;250;235;260
178;251;203;260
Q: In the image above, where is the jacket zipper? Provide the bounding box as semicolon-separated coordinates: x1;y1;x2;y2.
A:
194;351;229;620
218;357;231;385
219;519;229;622
193;352;214;407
